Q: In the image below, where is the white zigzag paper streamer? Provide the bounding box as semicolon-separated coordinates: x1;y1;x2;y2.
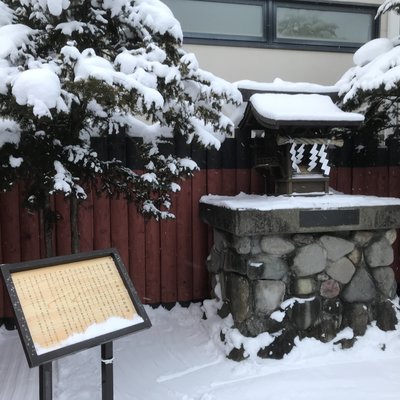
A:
290;143;300;173
307;144;318;171
296;144;305;166
318;144;331;175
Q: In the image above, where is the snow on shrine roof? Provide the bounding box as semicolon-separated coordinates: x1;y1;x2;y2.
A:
247;93;364;129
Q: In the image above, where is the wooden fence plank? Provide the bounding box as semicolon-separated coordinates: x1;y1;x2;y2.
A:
222;169;237;196
145;219;161;303
329;167;338;191
93;194;111;250
128;202;146;302
236;169;251;194
250;168;264;194
192;170;209;300
19;208;41;261
375;166;389;197
18;184;41;262
160;198;177;303
110;198;129;267
55;195;71;256
351;167;365;195
0;187;21;317
176;179;193;302
335;167;352;194
78;191;94;253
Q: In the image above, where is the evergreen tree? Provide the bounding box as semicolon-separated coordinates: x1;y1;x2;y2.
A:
0;0;241;254
336;1;400;145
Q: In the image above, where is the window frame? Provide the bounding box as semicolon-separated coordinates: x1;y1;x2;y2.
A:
175;0;268;43
272;1;379;51
177;0;380;53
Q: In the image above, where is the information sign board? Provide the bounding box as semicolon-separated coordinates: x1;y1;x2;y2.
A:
1;249;151;368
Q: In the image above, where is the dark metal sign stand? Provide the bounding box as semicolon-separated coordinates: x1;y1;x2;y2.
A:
38;342;114;400
39;363;52;400
101;342;114;400
1;248;151;400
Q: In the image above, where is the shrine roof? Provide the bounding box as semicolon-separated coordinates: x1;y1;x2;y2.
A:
241;93;364;129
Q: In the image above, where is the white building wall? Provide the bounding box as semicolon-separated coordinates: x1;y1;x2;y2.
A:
181;0;393;85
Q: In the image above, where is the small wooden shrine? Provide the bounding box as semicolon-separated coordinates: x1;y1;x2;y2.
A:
239;90;364;195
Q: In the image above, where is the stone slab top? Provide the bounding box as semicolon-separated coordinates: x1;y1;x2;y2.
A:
200;193;400;235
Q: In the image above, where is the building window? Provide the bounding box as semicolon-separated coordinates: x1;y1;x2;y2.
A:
163;0;379;52
274;2;375;46
163;0;266;41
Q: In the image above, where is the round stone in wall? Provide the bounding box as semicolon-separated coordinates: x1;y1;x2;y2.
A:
385;229;397;245
364;237;394;267
247;254;288;280
226;273;250;323
371;267;397;298
291;277;317;296
352;231;374;247
320;235;355;262
253;280;286;314
232;235;251;255
341;267;376;303
292;243;327;277
326;257;356;284
260;236;295;256
347;247;362;266
292;234;315;246
320;279;340;299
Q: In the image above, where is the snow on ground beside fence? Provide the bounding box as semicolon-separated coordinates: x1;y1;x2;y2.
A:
2;300;400;399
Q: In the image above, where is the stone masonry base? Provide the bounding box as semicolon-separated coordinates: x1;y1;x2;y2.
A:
207;229;399;360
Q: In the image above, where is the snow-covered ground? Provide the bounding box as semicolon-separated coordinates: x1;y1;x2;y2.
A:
2;299;400;400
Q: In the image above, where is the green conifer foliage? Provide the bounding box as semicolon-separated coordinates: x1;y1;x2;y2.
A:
0;0;241;235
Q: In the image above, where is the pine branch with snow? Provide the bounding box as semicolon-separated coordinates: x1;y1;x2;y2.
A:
336;26;400;142
0;0;242;221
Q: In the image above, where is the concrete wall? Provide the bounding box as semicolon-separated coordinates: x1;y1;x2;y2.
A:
181;0;396;85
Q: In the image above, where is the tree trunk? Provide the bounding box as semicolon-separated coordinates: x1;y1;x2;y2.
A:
70;196;80;254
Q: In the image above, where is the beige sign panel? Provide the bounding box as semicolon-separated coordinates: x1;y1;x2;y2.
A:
10;256;140;353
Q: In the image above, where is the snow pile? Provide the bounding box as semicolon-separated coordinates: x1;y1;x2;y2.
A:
0;2;14;27
2;300;400;400
132;0;183;41
377;0;400;16
12;68;62;118
35;314;144;355
202;286;400;361
0;24;36;60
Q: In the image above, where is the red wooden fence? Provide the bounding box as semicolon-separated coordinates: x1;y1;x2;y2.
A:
1;165;400;317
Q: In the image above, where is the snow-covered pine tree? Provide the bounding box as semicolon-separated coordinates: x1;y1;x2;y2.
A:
0;0;241;254
336;1;400;145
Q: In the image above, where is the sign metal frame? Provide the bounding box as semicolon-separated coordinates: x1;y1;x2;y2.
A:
1;248;151;368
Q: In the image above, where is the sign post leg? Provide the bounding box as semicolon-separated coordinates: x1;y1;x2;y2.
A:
101;342;114;400
39;362;52;400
